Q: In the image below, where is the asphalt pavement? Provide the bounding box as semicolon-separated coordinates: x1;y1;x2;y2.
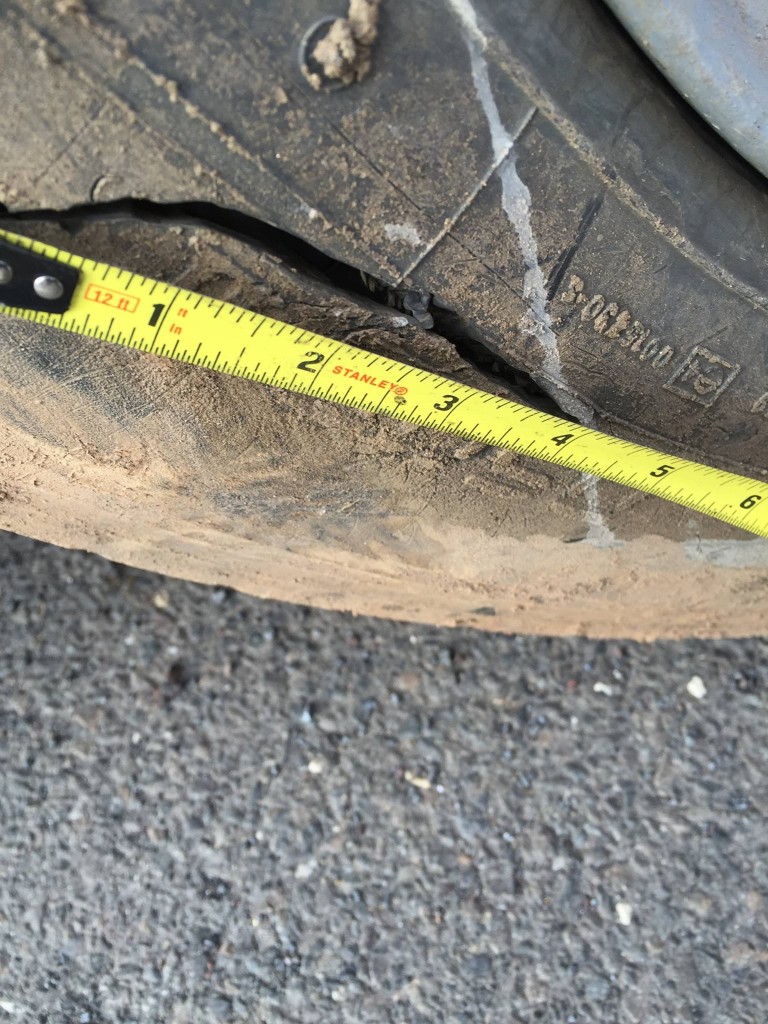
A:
0;530;766;1023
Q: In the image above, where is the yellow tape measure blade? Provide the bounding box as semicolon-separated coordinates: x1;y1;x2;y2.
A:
1;228;766;539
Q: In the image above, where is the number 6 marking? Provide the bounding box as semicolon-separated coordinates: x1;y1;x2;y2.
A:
740;494;763;510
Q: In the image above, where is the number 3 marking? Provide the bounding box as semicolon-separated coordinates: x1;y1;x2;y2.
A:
434;395;460;412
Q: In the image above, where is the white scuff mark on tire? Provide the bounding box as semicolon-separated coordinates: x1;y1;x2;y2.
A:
446;0;562;384
583;474;621;548
384;222;424;246
683;537;768;568
449;0;617;545
299;200;320;221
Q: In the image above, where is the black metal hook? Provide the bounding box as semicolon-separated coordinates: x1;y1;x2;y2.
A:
0;238;79;314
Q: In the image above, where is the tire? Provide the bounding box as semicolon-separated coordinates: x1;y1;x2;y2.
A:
1;0;767;638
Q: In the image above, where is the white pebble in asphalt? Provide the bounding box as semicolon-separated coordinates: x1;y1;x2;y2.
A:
686;675;707;700
615;901;633;927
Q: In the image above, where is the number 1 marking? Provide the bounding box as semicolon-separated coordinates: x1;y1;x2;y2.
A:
148;303;165;327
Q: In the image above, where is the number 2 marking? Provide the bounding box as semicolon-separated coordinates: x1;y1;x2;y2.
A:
298;351;324;372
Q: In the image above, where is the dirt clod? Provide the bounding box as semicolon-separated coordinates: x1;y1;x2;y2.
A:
54;0;86;13
303;0;381;90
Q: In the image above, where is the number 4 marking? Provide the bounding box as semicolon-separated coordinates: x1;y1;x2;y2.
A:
551;434;574;447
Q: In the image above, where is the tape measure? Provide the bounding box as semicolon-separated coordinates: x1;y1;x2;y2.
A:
1;226;767;538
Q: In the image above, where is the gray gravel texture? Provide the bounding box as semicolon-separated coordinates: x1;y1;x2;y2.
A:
0;531;766;1024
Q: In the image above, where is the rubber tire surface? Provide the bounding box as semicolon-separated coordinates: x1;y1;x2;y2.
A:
1;0;768;637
